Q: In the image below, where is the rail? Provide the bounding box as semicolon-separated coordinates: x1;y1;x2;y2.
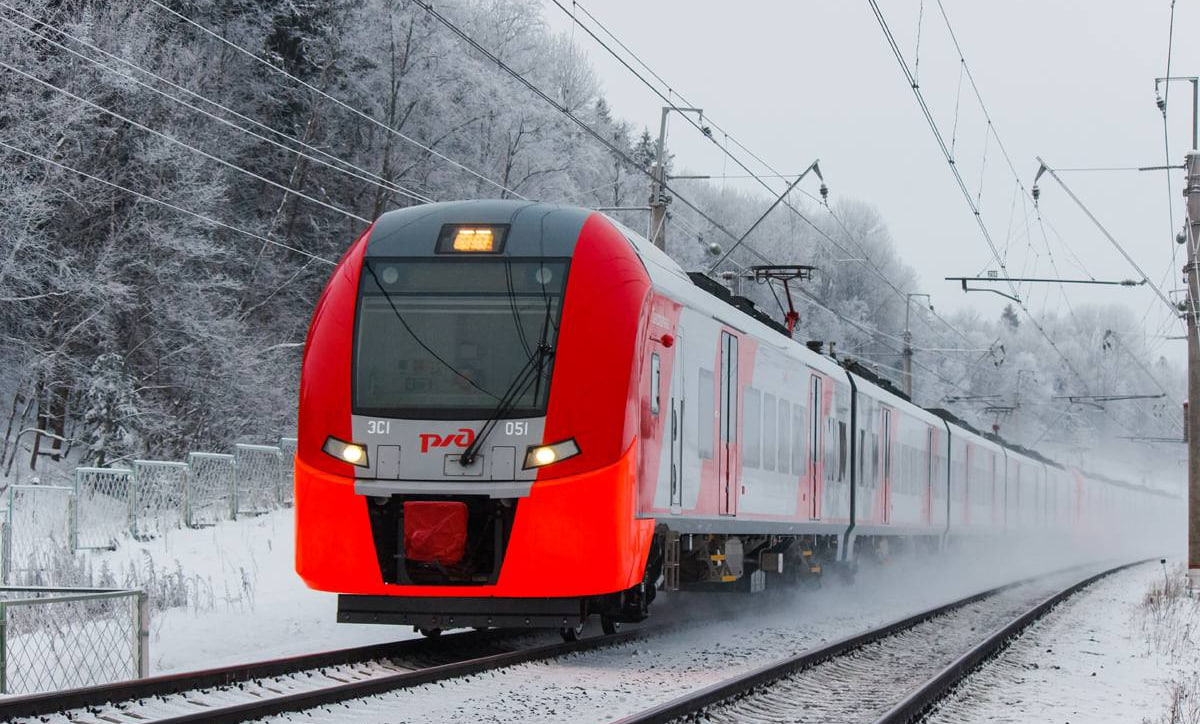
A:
609;560;1150;724
873;561;1147;724
0;624;655;723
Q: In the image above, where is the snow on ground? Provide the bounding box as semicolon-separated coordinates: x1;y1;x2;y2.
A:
254;553;1114;724
83;510;408;675
927;559;1191;724
63;510;1183;724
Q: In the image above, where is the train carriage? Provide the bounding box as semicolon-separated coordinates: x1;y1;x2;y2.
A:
295;200;1175;636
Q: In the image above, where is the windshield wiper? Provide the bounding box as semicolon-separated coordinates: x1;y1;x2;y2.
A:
458;340;552;466
459;295;555;467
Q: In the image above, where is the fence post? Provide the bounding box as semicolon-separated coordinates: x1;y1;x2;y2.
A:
0;601;6;694
136;591;149;679
68;485;79;553
1;503;10;586
274;447;284;507
183;462;192;529
231;454;239;521
128;466;139;540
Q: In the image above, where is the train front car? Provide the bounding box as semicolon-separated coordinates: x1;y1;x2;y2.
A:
295;200;656;637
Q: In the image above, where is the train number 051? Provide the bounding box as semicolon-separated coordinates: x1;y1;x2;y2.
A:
504;421;529;436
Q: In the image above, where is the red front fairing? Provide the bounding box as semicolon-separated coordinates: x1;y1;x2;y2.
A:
295;212;655;599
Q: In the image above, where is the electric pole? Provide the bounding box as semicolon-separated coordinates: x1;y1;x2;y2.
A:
649;106;702;251
902;293;931;399
1186;149;1200;593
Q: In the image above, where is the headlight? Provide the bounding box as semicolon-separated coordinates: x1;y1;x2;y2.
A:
323;436;369;467
523;439;580;469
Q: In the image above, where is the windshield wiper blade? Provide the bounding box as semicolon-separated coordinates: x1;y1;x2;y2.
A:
459;271;558;467
459;341;552;466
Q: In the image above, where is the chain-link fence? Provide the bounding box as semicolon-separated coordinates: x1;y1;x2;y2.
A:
74;467;132;550
131;461;187;540
234;444;283;518
185;453;236;527
0;586;147;694
279;437;297;508
2;436;296;582
3;486;75;586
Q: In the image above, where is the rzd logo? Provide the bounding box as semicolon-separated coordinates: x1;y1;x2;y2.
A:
419;428;475;453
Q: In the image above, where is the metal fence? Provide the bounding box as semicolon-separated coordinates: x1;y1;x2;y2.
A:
0;586;147;695
4;485;74;586
185;452;235;526
279;437;297;508
234;444;283;517
4;436;297;585
131;461;187;540
74;468;132;550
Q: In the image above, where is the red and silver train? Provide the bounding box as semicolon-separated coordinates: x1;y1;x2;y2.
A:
295;200;1171;637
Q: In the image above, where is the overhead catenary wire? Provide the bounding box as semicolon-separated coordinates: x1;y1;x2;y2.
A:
405;0;757;265
550;0;978;352
143;0;525;200
0;139;334;265
0;5;436;206
1161;0;1179;294
866;0;1093;393
1035;158;1177;316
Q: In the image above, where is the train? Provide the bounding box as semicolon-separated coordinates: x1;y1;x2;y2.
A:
294;199;1173;639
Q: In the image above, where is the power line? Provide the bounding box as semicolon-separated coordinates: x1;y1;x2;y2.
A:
1162;0;1179;287
143;0;523;200
553;0;977;353
866;0;1092;393
1035;159;1177;315
0;5;435;206
0;60;372;224
0;139;334;265
405;0;754;263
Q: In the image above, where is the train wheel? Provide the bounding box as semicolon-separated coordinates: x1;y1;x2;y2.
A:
600;616;621;635
418;627;442;638
559;623;585;642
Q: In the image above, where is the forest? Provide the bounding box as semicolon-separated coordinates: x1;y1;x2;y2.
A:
0;0;1183;485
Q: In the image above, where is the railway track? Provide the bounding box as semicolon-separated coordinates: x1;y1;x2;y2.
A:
609;559;1148;724
5;623;656;724
7;561;1141;724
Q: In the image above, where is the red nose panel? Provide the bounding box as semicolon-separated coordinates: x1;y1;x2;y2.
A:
403;501;469;566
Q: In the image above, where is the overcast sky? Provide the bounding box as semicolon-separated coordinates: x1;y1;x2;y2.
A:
541;0;1199;361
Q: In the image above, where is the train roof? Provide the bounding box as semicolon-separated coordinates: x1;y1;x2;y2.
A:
604;208;1162;493
366;200;591;257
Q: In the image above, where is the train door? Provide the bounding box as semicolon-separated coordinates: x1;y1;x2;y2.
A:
924;426;935;524
881;407;892;524
718;331;738;516
668;335;684;513
809;375;822;520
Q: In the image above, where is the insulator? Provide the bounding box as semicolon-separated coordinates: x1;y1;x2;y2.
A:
1156;94;1167;113
819;183;829;202
1031;185;1040;203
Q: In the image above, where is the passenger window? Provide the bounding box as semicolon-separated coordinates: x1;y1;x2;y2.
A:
778;400;791;474
650;353;660;415
698;369;714;459
743;387;761;468
763;394;777;472
792;405;806;475
838;421;847;481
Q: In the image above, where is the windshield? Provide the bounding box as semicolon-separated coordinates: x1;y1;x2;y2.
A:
353;258;569;419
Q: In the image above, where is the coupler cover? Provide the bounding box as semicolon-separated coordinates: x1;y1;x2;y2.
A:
404;501;468;566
